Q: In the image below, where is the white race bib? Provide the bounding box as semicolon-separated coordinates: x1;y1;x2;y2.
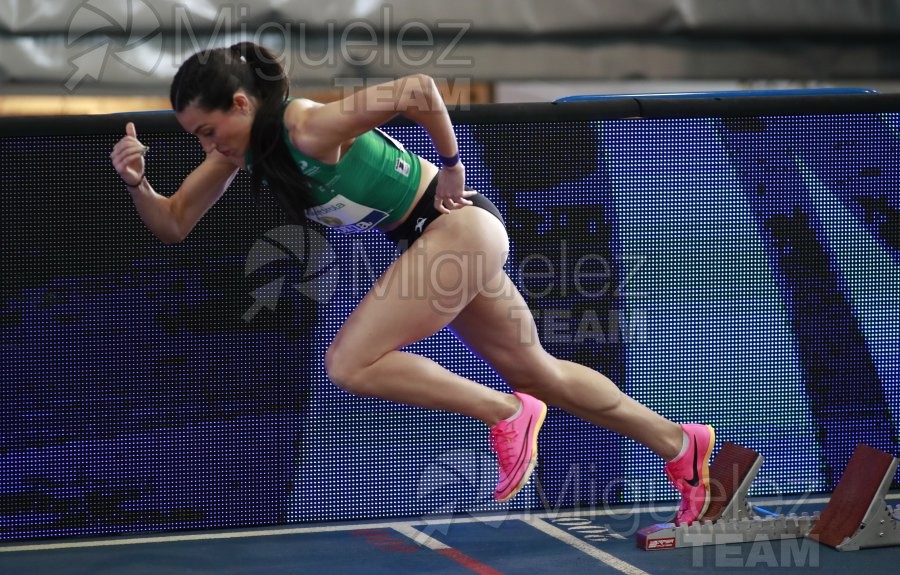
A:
305;194;389;233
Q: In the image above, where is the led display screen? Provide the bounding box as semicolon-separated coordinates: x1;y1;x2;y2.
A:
1;105;897;540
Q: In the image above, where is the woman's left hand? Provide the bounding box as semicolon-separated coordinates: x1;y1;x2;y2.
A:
434;164;476;214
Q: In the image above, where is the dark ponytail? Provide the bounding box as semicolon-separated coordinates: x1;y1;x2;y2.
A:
169;42;313;222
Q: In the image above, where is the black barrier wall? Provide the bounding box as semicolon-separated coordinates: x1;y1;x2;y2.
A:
1;94;899;541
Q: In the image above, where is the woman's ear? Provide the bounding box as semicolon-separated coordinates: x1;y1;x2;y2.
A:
233;91;252;115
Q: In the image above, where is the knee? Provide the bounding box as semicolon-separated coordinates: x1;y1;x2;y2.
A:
324;342;370;396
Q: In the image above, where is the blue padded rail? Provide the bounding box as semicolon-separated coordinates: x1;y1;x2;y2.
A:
555;88;878;103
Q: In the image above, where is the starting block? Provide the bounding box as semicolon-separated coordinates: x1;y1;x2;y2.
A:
807;444;900;551
637;442;818;550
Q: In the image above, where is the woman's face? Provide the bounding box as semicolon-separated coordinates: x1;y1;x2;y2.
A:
175;91;254;164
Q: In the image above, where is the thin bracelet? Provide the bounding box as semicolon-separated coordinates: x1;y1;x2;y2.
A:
439;152;460;168
124;175;146;188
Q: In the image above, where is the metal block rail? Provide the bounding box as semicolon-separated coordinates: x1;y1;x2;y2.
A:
807;444;900;551
637;443;818;550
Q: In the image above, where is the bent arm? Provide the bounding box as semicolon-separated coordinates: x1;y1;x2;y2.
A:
129;153;238;244
285;74;458;162
286;74;470;213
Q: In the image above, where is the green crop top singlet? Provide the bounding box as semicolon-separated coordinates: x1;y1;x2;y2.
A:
284;127;422;233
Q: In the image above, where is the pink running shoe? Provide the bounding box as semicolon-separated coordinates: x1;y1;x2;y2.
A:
489;392;548;502
664;423;716;525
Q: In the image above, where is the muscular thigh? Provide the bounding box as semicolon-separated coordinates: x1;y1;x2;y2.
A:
330;206;509;367
449;271;556;383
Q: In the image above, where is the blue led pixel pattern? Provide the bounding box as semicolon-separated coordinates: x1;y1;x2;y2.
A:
0;111;897;542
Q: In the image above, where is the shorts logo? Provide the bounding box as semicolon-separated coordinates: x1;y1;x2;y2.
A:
395;158;410;177
415;217;428;233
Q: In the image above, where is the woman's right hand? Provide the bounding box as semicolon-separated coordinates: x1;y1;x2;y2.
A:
110;122;147;186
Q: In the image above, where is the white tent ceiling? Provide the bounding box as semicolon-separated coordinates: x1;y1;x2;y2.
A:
1;0;898;93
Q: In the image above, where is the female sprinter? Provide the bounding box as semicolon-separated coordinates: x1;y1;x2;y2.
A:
109;42;715;525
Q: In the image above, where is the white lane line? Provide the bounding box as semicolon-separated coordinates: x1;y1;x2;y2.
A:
0;496;847;554
0;508;645;554
393;525;503;575
0;516;502;554
392;525;449;550
0;522;404;553
524;517;652;575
